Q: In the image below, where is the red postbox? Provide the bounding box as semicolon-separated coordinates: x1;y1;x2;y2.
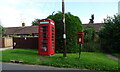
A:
38;19;55;56
77;32;84;44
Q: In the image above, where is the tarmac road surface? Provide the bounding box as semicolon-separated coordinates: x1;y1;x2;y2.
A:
0;63;109;72
1;62;81;70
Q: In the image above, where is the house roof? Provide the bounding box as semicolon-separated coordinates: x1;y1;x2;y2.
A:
5;26;38;35
83;23;104;32
5;23;104;35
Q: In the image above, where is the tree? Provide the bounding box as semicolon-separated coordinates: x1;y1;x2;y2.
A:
99;15;120;53
82;26;101;52
89;14;94;24
0;25;5;37
83;26;95;42
31;19;40;26
47;12;82;53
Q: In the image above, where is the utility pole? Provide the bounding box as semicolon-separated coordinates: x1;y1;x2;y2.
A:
62;0;67;57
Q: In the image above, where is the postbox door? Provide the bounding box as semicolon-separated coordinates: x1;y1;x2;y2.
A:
77;32;84;44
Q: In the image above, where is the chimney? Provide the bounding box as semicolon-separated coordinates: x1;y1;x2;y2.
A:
22;23;25;27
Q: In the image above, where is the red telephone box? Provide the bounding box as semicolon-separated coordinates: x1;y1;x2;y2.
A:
38;19;55;56
77;32;84;44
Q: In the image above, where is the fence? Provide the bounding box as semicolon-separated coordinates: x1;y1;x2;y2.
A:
4;37;13;47
0;37;13;48
0;37;3;48
13;37;38;49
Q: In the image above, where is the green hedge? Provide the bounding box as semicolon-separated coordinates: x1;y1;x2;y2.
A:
47;12;82;53
99;15;120;53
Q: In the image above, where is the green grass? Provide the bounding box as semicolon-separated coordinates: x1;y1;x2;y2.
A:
0;49;119;71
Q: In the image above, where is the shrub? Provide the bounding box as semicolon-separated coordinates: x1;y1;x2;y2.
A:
82;26;101;52
47;12;82;53
99;15;120;53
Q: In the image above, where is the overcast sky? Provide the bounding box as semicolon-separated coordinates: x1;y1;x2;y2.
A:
0;0;119;27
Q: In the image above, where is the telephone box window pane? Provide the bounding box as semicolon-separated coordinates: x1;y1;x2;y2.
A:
42;46;47;48
52;30;54;31
43;36;46;38
42;26;47;28
52;33;54;35
41;29;47;31
42;26;47;30
43;30;47;32
41;26;47;29
52;48;54;50
42;41;47;43
43;39;47;42
52;27;54;29
52;39;54;41
52;45;54;47
42;43;47;47
42;43;47;44
42;44;47;47
40;26;48;33
42;39;48;43
52;36;54;38
43;33;47;35
52;27;54;32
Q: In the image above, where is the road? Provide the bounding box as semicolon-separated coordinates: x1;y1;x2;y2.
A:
0;63;109;72
1;62;81;70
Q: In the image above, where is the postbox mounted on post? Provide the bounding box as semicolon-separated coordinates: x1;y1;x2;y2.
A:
38;19;55;56
77;32;84;44
77;32;84;59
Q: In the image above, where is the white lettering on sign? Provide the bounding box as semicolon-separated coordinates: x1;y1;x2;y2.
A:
51;22;54;25
79;38;81;42
40;22;49;24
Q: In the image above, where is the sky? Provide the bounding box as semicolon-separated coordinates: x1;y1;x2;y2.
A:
0;0;119;27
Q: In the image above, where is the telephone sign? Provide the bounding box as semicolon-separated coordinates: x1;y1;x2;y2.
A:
77;32;84;44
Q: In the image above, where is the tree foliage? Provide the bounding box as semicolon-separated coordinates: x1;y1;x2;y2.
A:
83;26;95;42
82;26;101;52
0;25;5;37
31;19;40;26
99;15;120;53
47;12;82;53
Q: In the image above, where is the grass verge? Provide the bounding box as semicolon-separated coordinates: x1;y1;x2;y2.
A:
0;49;119;71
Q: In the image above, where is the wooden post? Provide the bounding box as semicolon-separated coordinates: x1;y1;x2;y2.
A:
62;0;67;57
